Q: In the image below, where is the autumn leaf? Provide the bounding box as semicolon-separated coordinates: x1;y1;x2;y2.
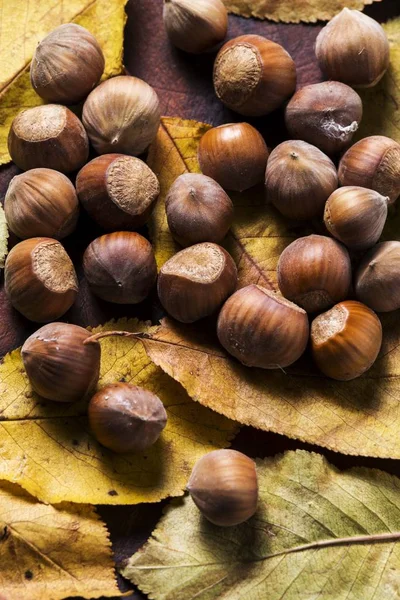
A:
0;205;8;268
0;319;236;505
0;481;119;600
122;450;400;600
0;0;127;165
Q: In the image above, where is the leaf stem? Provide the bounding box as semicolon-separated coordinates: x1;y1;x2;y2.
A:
84;330;152;345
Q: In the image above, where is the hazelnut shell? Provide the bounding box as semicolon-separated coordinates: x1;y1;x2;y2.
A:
355;241;400;312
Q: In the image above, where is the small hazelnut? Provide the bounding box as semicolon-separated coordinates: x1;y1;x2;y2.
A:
165;173;234;246
21;323;100;402
88;383;167;453
324;186;390;251
355;241;400;312
187;449;258;527
198;123;269;192
83;232;157;304
213;35;296;116
5;238;78;322
30;24;105;104
265;140;338;220
285;81;363;155
217;284;309;369
315;9;390;88
4;168;79;240
82;76;161;156
158;242;237;323
338;136;400;203
76;154;160;231
277;235;351;313
163;0;227;54
311;300;382;381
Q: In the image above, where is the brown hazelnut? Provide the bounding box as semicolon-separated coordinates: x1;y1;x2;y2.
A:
88;383;167;453
311;300;382;380
76;154;159;231
30;24;105;104
265;140;338;220
355;241;400;312
158;242;237;323
217;284;309;369
213;35;296;116
82;76;160;156
187;449;258;527
83;232;157;304
198;123;269;192
285;82;363;155
5;238;78;322
21;323;100;402
4;168;79;240
277;235;351;313
165;173;233;246
8;104;89;173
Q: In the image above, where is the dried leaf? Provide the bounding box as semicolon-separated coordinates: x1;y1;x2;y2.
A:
0;205;8;268
122;450;400;600
0;0;127;165
0;481;119;600
0;319;236;504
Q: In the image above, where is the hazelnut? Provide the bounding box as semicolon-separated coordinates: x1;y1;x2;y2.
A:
285;81;363;155
158;242;237;323
165;173;233;246
277;235;351;313
82;76;160;156
355;241;400;312
83;232;157;304
88;383;167;453
4;168;79;240
30;24;105;104
324;186;390;251
198;123;269;192
163;0;227;54
5;238;78;322
187;449;258;527
8;104;89;173
311;300;382;381
217;284;309;369
21;323;100;402
338;136;400;203
315;9;390;88
213;35;296;116
265;140;338;220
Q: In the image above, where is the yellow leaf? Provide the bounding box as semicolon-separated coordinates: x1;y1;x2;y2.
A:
0;0;127;165
0;205;8;268
0;481;119;600
0;319;236;504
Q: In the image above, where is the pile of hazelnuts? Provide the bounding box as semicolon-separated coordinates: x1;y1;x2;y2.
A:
2;1;399;528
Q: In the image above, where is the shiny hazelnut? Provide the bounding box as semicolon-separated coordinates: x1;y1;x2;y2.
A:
315;9;389;88
213;35;296;116
82;76;160;156
277;235;351;313
163;0;227;54
324;186;390;251
21;323;100;402
8;104;89;173
4;168;79;240
311;300;382;380
165;173;233;246
285;82;363;155
5;238;78;322
198;123;269;192
265;140;338;220
355;241;400;312
76;154;159;231
338;136;400;203
217;284;309;369
30;24;105;104
83;232;157;304
88;383;167;453
187;449;258;527
158;242;237;323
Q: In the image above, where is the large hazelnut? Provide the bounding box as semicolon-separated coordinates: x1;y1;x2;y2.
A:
355;242;400;312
